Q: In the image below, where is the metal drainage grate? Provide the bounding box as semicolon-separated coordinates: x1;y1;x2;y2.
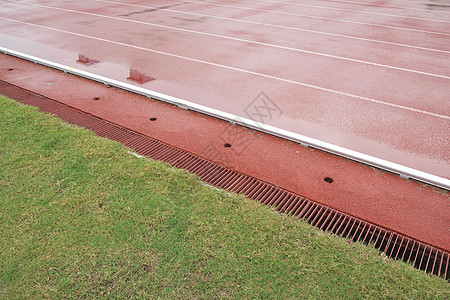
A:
1;80;448;280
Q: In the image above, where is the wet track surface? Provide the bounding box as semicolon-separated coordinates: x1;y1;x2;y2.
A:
0;0;449;180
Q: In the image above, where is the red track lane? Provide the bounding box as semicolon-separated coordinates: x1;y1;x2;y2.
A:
264;0;450;13
10;1;450;74
40;0;450;51
177;0;450;31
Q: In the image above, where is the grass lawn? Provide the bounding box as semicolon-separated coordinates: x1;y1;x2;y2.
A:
0;95;448;299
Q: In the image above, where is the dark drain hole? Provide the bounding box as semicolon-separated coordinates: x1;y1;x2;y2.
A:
93;97;100;101
149;117;157;121
324;177;334;183
8;68;13;71
224;143;232;148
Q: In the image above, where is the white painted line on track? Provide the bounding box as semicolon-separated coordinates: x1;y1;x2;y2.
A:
177;0;450;36
0;16;448;121
7;0;450;79
88;0;449;54
249;0;450;18
2;45;449;190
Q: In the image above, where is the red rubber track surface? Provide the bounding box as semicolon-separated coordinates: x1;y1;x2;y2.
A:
0;0;449;250
0;0;449;179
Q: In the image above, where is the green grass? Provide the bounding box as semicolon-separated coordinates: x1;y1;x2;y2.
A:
0;95;448;299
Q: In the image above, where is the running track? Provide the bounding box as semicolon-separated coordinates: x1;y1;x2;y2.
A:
0;0;449;185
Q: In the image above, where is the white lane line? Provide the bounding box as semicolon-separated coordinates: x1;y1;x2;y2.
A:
89;0;449;54
9;0;450;80
178;0;450;36
1;16;448;121
301;0;450;13
248;0;450;19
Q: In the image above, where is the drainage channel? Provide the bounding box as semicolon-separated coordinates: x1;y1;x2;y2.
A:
1;80;448;280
